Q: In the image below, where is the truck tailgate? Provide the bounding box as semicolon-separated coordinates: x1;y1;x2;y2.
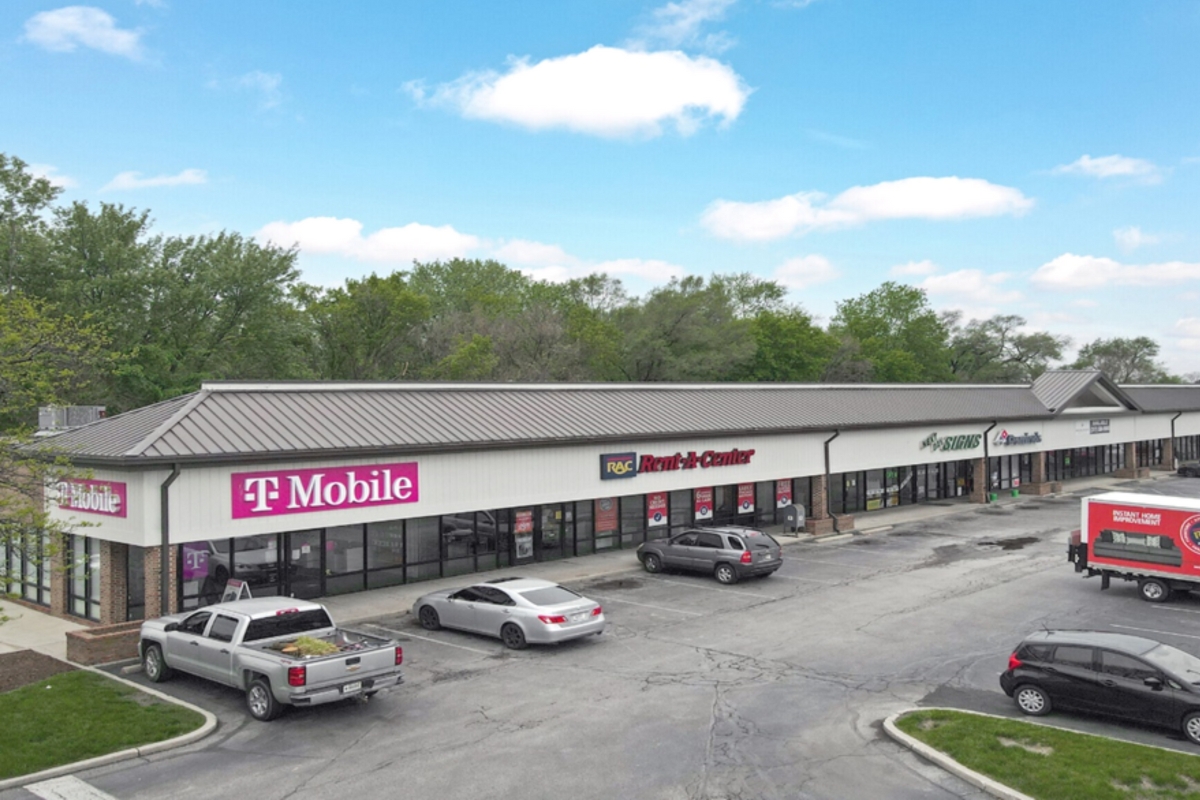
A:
302;642;399;688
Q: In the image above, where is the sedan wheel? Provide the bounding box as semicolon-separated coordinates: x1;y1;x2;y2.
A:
642;553;662;574
714;563;738;585
1139;578;1172;603
419;605;441;630
1184;712;1200;746
1014;684;1051;716
501;623;528;650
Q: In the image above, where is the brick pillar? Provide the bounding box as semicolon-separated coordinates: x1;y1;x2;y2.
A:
98;541;128;625
970;458;988;503
1020;451;1056;496
1160;438;1175;470
810;474;829;520
143;545;179;619
1115;442;1143;479
48;535;69;617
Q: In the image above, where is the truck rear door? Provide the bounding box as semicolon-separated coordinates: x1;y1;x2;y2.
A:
191;613;243;687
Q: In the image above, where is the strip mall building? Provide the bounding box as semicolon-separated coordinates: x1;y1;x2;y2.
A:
12;369;1200;626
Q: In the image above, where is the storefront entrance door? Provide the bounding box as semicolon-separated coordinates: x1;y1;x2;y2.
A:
285;530;323;599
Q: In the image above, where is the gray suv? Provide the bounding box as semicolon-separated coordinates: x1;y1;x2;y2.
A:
636;526;782;584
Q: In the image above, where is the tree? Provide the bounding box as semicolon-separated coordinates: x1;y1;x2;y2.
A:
947;313;1069;382
742;308;839;382
0;292;114;581
1072;337;1177;383
0;154;60;295
830;282;952;382
615;275;755;381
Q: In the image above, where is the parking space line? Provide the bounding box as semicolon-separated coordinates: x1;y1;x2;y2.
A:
769;574;837;584
26;777;118;800
1151;606;1200;616
1110;624;1200;642
783;556;876;569
654;578;780;599
363;624;496;655
587;594;703;616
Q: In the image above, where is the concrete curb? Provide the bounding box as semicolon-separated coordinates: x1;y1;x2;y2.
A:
0;665;218;792
883;709;1035;800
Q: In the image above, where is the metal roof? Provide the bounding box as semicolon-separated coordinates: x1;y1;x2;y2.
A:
1030;369;1139;413
1121;385;1200;413
43;380;1054;466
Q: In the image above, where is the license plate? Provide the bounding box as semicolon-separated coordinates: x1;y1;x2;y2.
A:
571;613;586;622
342;681;362;694
762;554;772;560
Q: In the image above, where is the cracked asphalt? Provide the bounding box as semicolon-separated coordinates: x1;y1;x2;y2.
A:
9;478;1200;800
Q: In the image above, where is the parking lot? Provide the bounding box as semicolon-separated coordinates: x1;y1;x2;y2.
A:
11;477;1200;800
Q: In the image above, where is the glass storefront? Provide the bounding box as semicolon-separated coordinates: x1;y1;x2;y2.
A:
828;460;973;515
1;531;50;607
1045;444;1127;481
1178;435;1200;463
68;534;100;620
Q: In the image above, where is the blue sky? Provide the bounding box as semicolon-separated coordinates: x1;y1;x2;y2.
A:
5;1;1200;372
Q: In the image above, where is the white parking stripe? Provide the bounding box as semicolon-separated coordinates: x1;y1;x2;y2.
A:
586;594;703;616
654;578;780;599
782;556;876;569
1110;624;1200;641
1151;606;1200;616
26;777;119;800
363;624;496;655
768;574;836;584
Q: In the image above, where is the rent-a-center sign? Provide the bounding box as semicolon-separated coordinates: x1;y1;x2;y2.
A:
600;448;755;480
232;462;419;519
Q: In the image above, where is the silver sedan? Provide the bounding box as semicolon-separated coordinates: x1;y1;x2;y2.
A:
412;577;606;649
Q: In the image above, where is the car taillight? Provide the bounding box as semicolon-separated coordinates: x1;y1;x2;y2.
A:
538;614;567;624
395;646;404;665
288;666;306;687
1008;652;1023;671
592;606;602;616
740;551;753;564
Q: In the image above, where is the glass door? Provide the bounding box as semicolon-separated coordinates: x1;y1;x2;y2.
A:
285;529;323;599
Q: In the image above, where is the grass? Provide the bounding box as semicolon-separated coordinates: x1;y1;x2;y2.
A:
896;709;1200;800
0;670;205;780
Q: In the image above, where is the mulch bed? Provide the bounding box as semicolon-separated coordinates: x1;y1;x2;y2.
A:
0;650;77;694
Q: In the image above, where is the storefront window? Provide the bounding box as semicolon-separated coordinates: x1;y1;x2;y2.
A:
793;477;812;516
620;495;644;547
366;519;406;590
669;490;691;536
829;473;845;515
325;524;366;595
594;498;619;550
5;532;49;607
575;501;594;556
406;517;441;581
127;545;145;621
755;481;775;526
67;535;99;620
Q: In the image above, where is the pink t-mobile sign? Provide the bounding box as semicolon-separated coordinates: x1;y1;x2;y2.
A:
231;462;419;519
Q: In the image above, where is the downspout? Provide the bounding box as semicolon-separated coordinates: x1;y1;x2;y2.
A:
160;464;180;614
1171;412;1183;469
823;430;841;533
982;421;998;500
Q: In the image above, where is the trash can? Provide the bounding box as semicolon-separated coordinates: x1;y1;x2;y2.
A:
1011;488;1020;497
988;492;998;503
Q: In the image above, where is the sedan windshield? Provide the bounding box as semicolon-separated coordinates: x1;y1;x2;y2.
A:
1143;643;1200;683
520;586;582;607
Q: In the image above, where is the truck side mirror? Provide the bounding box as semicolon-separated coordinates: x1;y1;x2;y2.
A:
164;622;179;632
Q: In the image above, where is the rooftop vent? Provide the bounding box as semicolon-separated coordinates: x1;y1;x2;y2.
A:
38;405;107;433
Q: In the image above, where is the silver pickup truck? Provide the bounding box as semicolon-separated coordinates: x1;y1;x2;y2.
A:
139;596;403;721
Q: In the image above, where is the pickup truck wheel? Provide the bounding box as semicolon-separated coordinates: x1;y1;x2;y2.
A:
642;553;662;574
1184;712;1200;745
1139;578;1173;603
714;563;739;585
418;605;441;630
247;677;281;721
142;643;173;683
1014;684;1051;716
501;623;527;650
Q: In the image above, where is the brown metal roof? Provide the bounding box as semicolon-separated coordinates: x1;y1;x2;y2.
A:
41;380;1057;466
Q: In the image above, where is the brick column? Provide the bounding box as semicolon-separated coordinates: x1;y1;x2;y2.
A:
143;545;179;619
1020;451;1056;496
48;535;70;617
98;541;128;625
810;474;829;520
970;458;988;503
1160;438;1175;470
1115;442;1144;479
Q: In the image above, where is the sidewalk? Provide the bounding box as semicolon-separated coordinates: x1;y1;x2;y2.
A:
0;597;85;659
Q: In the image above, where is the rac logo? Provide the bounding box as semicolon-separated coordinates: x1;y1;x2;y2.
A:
600;452;637;480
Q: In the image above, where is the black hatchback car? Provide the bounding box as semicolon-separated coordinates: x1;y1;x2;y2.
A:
1000;630;1200;745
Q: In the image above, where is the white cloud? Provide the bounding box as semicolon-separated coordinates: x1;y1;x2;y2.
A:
491;239;580;268
772;255;838;290
23;6;142;59
703;177;1033;241
889;259;939;277
410;45;748;138
1174;318;1200;338
592;258;688;282
101;168;206;191
27;163;77;189
633;0;737;53
1031;253;1200;289
1052;154;1160;182
237;71;283;110
919;269;1022;306
1070;298;1099;308
257;217;480;264
807;129;869;150
1113;225;1160;252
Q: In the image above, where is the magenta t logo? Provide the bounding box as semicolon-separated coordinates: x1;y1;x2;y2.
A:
231;462;420;519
